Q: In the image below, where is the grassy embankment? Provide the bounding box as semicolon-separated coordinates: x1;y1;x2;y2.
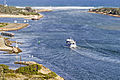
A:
0;64;58;80
0;23;8;27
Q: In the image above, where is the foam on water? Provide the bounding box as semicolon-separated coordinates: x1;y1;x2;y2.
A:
16;6;95;10
72;48;120;64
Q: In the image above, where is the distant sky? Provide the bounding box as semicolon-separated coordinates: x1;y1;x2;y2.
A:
0;0;120;7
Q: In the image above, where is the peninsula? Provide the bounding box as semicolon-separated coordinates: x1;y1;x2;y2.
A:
0;35;22;54
0;5;52;20
88;8;120;17
0;23;29;31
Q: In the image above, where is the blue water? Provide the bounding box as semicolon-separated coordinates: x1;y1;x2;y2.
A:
1;0;120;80
0;0;120;7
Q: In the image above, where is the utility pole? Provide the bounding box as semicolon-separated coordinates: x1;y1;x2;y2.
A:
20;55;21;67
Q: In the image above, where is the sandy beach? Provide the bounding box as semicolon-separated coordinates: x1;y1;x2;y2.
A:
0;14;43;20
0;23;29;31
37;9;53;12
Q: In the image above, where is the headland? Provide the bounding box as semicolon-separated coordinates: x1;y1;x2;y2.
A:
0;5;52;20
88;8;120;17
0;61;64;80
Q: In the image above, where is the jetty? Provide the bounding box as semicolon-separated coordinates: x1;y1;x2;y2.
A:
1;32;14;37
14;61;38;65
0;36;22;53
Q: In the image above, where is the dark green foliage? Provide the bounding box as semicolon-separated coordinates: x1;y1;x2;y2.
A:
19;11;39;15
0;64;9;73
0;23;8;27
5;73;18;78
7;69;15;73
0;64;58;79
16;64;41;75
90;8;120;15
0;64;15;73
25;7;33;12
38;72;57;79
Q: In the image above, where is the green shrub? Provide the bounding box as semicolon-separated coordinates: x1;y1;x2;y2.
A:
19;11;39;15
16;64;41;75
7;69;15;73
0;64;9;73
5;73;18;78
37;72;57;79
0;23;8;27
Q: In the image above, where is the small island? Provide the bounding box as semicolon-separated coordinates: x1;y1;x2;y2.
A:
88;8;120;17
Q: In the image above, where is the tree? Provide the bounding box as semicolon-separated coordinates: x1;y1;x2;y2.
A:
25;7;33;12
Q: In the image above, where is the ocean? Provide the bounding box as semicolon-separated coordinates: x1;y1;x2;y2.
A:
0;0;120;80
0;0;120;7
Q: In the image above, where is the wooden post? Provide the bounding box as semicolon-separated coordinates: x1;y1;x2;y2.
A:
20;55;21;67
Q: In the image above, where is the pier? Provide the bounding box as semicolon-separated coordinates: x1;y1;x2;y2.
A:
0;36;22;53
14;61;38;65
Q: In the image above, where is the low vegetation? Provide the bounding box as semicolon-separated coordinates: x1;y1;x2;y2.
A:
16;64;41;75
89;8;120;15
0;64;57;80
0;23;8;27
0;5;39;15
5;73;20;78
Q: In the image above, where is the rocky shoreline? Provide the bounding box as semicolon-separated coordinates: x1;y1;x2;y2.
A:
88;11;120;17
0;5;64;80
0;61;64;80
0;23;29;53
88;8;120;17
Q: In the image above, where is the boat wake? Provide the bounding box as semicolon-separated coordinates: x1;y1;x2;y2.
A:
71;47;120;64
71;39;120;64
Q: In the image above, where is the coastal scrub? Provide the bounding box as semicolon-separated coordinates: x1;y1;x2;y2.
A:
0;64;63;80
0;23;8;27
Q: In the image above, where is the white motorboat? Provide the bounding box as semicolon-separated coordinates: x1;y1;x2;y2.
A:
66;38;77;48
